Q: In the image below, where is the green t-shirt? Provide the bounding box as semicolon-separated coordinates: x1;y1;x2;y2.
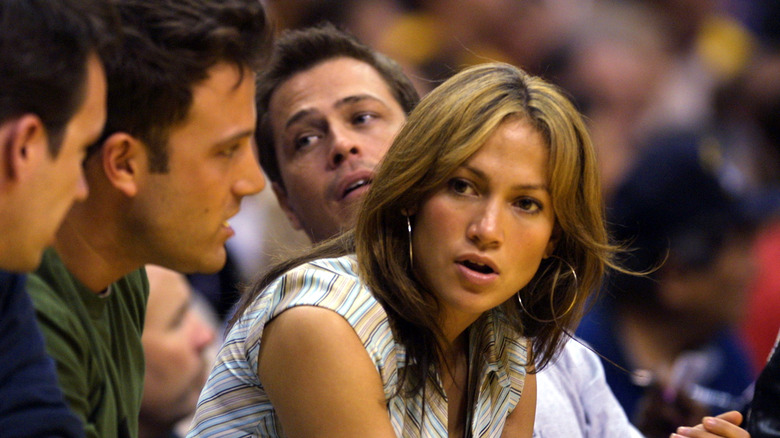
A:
28;249;148;438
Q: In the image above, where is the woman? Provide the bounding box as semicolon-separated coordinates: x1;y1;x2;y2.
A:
188;62;617;437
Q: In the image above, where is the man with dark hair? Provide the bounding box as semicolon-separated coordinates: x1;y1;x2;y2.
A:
27;1;270;437
0;0;116;436
255;23;418;243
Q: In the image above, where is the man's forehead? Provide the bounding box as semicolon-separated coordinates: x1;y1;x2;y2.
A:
281;93;389;129
271;58;394;114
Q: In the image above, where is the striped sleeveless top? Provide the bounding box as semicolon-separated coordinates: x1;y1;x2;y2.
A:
188;255;528;437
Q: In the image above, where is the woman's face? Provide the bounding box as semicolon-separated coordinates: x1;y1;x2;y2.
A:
412;117;557;334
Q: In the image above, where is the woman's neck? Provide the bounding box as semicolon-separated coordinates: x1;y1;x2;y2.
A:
440;331;470;437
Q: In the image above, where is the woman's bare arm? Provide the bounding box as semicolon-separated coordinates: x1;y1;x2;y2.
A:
258;306;397;438
501;371;536;438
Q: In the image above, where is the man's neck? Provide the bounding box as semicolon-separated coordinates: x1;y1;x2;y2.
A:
53;206;141;293
138;420;178;438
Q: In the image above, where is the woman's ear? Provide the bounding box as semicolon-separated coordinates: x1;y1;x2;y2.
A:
544;226;561;258
401;207;417;217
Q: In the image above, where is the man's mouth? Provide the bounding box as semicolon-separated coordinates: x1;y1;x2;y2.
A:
342;178;372;198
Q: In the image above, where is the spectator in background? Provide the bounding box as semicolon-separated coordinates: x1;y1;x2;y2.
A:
553;1;673;199
716;48;780;375
577;136;760;438
26;1;270;437
141;266;217;438
0;0;116;436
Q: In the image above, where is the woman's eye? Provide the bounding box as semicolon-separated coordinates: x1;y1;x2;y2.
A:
449;178;475;195
515;198;542;213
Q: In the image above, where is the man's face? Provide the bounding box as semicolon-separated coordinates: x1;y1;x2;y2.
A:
269;57;407;243
16;54;106;271
129;63;265;273
141;265;216;430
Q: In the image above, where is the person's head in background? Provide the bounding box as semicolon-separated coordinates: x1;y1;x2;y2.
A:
62;0;270;282
141;265;217;438
598;133;760;436
0;0;116;272
255;23;419;243
608;135;758;335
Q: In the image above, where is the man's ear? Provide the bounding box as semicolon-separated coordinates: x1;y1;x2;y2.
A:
2;114;48;183
271;181;303;231
99;132;146;197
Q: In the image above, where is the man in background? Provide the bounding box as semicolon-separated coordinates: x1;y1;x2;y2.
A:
141;266;217;438
0;0;115;436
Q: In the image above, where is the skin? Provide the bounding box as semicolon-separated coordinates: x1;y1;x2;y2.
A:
672;411;749;438
55;62;266;292
140;265;216;438
411;117;557;342
269;57;407;243
0;53;106;271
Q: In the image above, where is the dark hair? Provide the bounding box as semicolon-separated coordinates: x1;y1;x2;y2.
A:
256;23;420;186
98;0;271;172
0;0;118;156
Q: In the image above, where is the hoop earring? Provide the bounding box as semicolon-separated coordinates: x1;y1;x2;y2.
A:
517;255;579;323
406;216;413;266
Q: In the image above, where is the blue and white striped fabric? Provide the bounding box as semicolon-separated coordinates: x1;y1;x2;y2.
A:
187;255;528;437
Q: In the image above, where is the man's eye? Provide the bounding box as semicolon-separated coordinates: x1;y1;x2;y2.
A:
294;134;319;149
353;113;376;125
220;144;240;157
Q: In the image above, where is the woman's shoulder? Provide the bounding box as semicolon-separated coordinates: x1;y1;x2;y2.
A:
234;254;382;345
270;254;367;306
304;254;360;278
240;254;359;305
